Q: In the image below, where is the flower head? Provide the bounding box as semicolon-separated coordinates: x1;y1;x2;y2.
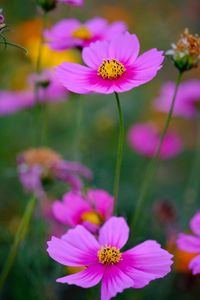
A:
154;80;200;118
56;32;164;94
44;17;127;50
127;122;183;159
166;29;200;72
177;212;200;275
58;0;84;6
47;217;173;300
17;147;92;200
0;9;5;30
52;189;114;232
0;69;68;116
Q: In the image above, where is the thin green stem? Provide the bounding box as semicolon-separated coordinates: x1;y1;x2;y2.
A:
0;195;36;292
132;71;183;233
113;92;124;211
183;116;200;219
0;34;28;54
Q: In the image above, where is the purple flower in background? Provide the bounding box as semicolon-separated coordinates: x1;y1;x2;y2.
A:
154;80;200;118
177;212;200;275
17;148;92;200
44;17;127;50
58;0;84;6
47;217;173;300
127;122;183;159
0;69;68;116
52;189;114;232
56;32;164;94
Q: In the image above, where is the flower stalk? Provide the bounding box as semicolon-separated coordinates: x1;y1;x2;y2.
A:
132;71;183;233
113;92;124;211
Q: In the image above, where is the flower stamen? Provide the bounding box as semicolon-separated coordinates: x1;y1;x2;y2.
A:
98;246;122;265
72;27;92;40
98;59;126;80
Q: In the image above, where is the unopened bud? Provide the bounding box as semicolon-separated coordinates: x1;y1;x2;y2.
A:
37;0;57;12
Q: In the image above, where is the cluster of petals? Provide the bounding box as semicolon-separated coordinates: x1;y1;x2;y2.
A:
177;212;200;275
154;80;200;118
52;189;114;232
127;122;183;159
0;70;68;116
58;0;84;6
44;17;127;50
56;32;164;94
17;147;92;200
47;217;173;300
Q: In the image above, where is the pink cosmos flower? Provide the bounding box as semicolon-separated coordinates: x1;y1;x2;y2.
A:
44;17;127;50
154;80;200;118
127;122;183;159
177;212;200;275
47;217;173;300
55;32;164;94
0;69;68;116
52;189;114;232
58;0;84;6
17;148;92;200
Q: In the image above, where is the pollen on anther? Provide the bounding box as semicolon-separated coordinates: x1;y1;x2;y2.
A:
97;59;126;80
97;246;122;265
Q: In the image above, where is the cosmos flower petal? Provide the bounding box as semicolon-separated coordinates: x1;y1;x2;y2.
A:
47;226;99;266
122;240;173;285
101;265;134;300
190;212;200;236
189;254;200;275
86;189;114;220
105;21;127;39
0;91;34;115
55;62;92;93
57;263;104;287
177;233;200;253
133;48;164;71
98;217;129;249
82;40;110;69
108;32;140;64
85;17;107;34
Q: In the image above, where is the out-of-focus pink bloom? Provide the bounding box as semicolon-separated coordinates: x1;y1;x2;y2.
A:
52;189;114;232
0;69;68;116
44;17;127;50
154;80;200;118
17;148;92;200
47;217;173;300
56;32;164;94
58;0;84;6
127;122;183;160
177;212;200;275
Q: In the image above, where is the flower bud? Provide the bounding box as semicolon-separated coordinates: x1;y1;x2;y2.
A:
166;28;200;72
37;0;56;12
0;9;6;30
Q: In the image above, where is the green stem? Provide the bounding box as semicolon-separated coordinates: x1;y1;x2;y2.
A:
0;34;28;54
132;71;183;233
113;92;124;211
0;195;36;292
183;116;200;218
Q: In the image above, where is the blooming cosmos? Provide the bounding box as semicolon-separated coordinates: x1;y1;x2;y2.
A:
177;212;200;275
47;217;173;300
52;189;114;232
0;70;68;116
17;148;92;200
127;122;182;159
56;32;164;94
58;0;84;6
154;80;200;118
44;17;127;50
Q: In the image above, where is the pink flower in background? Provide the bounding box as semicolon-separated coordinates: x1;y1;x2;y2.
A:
127;122;183;159
44;17;127;50
17;148;92;200
154;80;200;118
47;217;173;300
0;69;68;116
177;212;200;275
58;0;84;6
52;189;114;232
56;32;164;94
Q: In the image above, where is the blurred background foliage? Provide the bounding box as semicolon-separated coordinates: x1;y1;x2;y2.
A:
0;0;200;299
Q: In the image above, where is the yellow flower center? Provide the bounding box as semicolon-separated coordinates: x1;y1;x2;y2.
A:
98;246;122;265
72;27;92;40
23;148;62;168
81;211;101;225
98;59;126;80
